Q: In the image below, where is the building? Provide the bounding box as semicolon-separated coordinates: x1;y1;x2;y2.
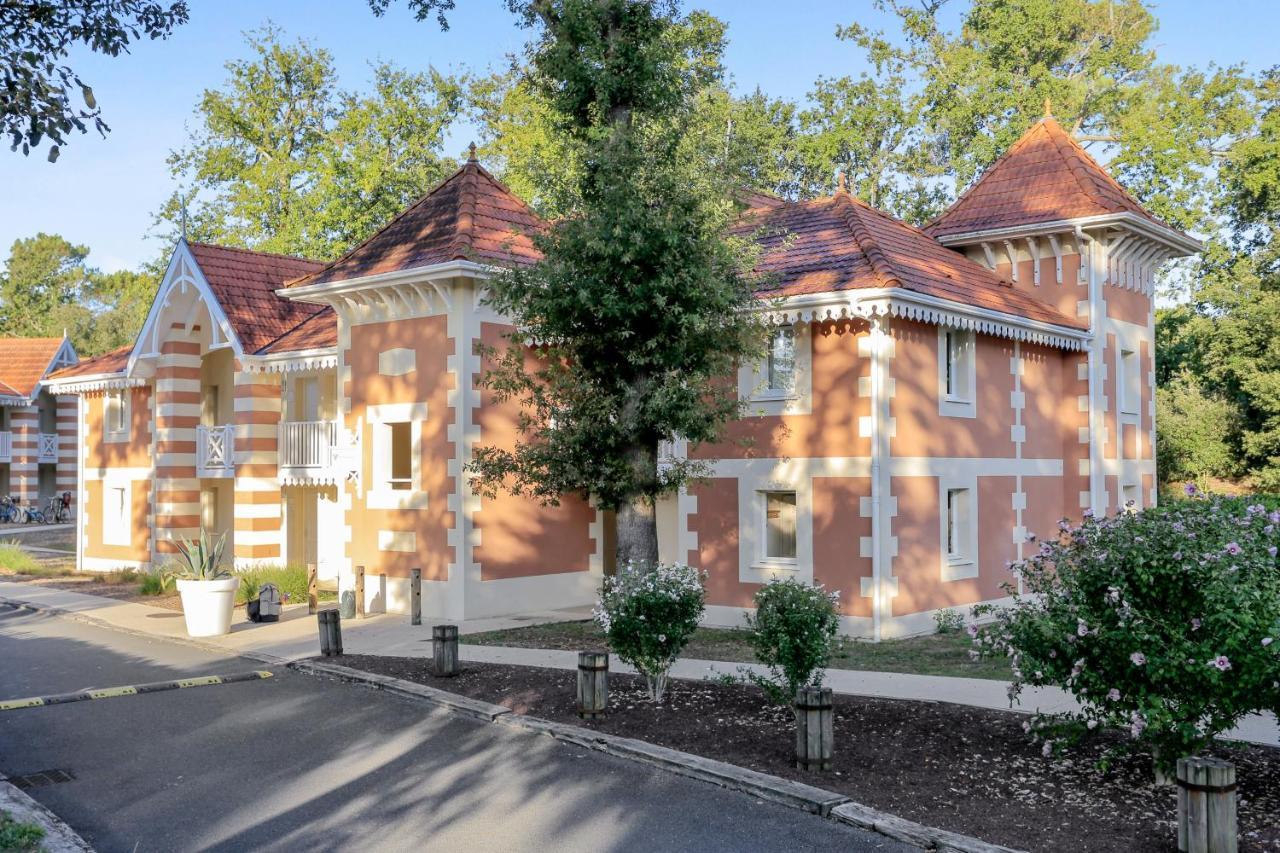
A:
0;336;78;514
48;115;1197;636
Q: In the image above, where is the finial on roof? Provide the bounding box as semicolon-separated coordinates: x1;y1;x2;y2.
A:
467;142;477;162
836;171;848;194
1043;96;1053;119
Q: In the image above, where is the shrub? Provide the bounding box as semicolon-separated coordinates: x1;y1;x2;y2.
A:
237;574;261;604
138;571;173;596
0;810;44;852
745;578;840;704
0;540;38;573
595;562;705;702
975;487;1280;774
933;607;965;635
232;565;314;606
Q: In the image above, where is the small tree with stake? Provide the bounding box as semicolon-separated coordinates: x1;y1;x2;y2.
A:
466;0;768;566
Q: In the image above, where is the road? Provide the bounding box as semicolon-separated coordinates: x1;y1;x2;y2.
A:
0;605;907;853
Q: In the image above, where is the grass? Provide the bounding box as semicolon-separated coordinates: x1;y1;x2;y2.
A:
231;564;337;606
0;540;40;574
461;619;1013;681
0;810;45;852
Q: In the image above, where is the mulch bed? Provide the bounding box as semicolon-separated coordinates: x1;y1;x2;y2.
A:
327;654;1280;852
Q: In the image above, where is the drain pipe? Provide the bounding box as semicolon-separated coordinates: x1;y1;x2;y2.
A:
868;311;888;643
1075;225;1101;513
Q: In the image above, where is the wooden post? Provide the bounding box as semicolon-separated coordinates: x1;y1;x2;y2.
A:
355;564;366;619
410;568;421;626
577;651;609;719
1178;756;1237;853
307;562;318;615
794;686;834;772
317;610;343;657
432;624;459;677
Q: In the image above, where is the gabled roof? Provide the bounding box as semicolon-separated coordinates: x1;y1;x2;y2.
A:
48;343;132;381
0;336;74;398
737;191;1085;329
288;159;544;289
925;116;1181;241
186;242;327;354
258;307;337;354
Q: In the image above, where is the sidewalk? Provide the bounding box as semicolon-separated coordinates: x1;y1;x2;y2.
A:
2;578;1277;747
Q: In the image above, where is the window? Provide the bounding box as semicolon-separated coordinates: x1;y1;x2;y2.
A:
105;391;129;440
1119;349;1140;415
766;328;796;395
940;481;977;582
945;488;970;563
763;491;797;562
102;482;131;547
938;328;976;418
388;421;412;490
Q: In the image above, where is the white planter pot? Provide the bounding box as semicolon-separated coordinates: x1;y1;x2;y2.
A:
177;577;240;637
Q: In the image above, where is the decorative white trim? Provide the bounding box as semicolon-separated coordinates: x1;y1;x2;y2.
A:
738;321;812;416
101;474;132;547
931;212;1201;256
240;349;338;375
43;375;146;395
377;347;417;377
366;401;428;511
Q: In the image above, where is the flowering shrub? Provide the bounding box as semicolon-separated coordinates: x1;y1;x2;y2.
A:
595;562;705;702
745;578;841;704
975;488;1280;773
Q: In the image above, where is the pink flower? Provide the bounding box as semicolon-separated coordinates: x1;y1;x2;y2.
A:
1210;655;1232;672
1191;618;1201;631
967;623;979;637
1264;638;1274;648
1184;482;1198;496
1130;652;1146;666
1225;542;1242;556
1269;546;1278;558
1106;688;1121;701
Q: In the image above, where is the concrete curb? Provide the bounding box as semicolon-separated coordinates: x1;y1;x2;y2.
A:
0;777;94;852
287;659;1026;852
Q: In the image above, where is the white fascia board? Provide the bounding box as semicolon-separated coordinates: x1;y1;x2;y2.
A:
933;212;1202;256
278;260;493;305
241;346;339;373
42;375;146;395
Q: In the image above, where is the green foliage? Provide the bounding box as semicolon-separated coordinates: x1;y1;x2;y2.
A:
744;578;841;704
138;570;173;596
0;541;38;574
0;810;45;853
171;530;229;581
233;565;318;606
595;562;706;702
933;607;965;635
975;493;1280;773
0;0;189;162
162;26;465;260
1156;372;1241;484
237;574;261;605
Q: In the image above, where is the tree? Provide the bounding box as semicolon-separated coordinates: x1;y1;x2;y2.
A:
1155;372;1241;485
467;0;768;565
160;26;465;259
1;0;189;161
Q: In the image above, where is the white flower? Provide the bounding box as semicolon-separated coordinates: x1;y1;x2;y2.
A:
1130;652;1146;666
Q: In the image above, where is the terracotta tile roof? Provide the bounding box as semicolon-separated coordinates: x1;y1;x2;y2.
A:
48;343;132;380
737;192;1086;329
926;117;1180;240
289;160;544;288
0;337;70;397
186;242;326;353
258;307;337;354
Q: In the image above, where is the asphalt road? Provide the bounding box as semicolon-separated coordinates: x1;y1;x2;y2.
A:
0;605;908;853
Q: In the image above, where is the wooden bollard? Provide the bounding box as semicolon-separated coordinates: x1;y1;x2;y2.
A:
433;624;459;677
794;686;834;771
410;568;422;626
355;565;366;619
577;651;609;719
1178;756;1237;853
307;563;318;614
317;609;343;657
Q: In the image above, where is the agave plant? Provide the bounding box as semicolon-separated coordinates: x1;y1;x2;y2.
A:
172;530;230;581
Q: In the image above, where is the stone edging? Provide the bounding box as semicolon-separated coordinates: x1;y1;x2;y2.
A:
286;658;1026;853
0;776;95;852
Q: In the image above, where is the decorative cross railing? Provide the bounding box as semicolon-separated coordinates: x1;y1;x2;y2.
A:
279;420;339;469
196;424;235;474
37;433;57;462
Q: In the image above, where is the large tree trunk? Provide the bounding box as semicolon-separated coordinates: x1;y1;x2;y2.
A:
615;493;659;568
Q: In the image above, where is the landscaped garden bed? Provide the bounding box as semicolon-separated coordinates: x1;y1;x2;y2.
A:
462;619;1012;680
324;654;1280;853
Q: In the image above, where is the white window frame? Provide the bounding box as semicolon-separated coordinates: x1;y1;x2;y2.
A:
104;390;130;443
937;327;977;419
102;477;132;547
737;470;813;581
938;474;978;581
1119;348;1140;415
760;489;798;565
739;323;812;416
366;402;428;511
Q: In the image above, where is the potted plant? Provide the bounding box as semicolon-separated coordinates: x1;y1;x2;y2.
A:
172;531;238;637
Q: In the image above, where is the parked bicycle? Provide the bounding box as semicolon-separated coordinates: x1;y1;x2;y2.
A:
44;492;71;524
0;496;15;524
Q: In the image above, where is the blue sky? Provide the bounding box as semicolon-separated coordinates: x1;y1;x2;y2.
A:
2;0;1275;272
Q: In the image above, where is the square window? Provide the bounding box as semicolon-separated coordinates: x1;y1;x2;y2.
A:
945;487;970;563
388;422;412;491
766;328;796;394
764;491;797;561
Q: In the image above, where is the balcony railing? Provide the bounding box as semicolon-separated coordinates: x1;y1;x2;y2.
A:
278;420;342;485
37;433;57;463
196;424;235;477
0;431;10;463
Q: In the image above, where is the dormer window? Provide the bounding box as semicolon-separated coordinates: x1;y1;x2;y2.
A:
766;327;796;395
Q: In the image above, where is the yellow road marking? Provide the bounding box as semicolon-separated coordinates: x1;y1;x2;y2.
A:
176;676;222;688
0;670;274;712
0;697;44;711
88;686;137;699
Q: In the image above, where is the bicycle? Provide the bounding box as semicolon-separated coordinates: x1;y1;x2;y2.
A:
0;496;15;524
44;493;71;524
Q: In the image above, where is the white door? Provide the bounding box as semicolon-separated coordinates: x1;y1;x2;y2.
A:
316;488;342;582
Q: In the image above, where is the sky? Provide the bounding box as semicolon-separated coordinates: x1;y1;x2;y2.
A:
2;0;1276;273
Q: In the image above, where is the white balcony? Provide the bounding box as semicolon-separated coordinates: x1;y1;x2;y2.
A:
0;431;10;463
37;433;57;463
197;424;235;478
279;420;341;485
